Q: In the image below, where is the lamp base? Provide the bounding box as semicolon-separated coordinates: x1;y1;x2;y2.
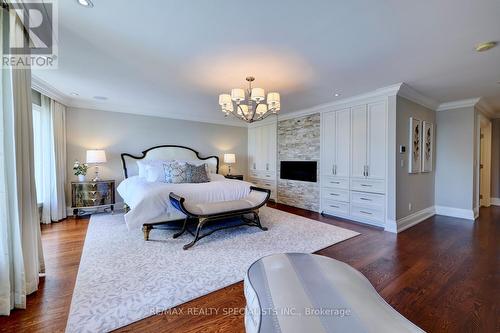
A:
92;166;101;182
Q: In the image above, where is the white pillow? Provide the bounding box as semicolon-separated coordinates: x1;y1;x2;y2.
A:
145;163;167;182
136;160;151;178
209;173;225;181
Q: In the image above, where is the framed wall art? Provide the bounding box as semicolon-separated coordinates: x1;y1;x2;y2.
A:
422;121;434;172
408;117;421;174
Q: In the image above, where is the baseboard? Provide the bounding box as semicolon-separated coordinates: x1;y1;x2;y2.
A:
434;205;475;220
66;201;125;217
491;197;500;206
384;206;435;233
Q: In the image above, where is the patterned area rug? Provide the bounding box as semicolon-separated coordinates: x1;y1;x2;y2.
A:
66;206;359;332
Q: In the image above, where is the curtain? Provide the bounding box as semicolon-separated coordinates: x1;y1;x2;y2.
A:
40;96;67;224
0;7;45;316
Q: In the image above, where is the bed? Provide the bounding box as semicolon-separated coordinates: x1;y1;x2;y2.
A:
117;145;253;238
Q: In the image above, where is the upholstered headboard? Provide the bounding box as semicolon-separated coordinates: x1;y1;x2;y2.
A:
120;145;219;178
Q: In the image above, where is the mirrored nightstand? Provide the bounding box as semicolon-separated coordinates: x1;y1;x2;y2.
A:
71;180;115;216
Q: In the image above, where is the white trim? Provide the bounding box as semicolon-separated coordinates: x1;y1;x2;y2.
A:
475;99;499;119
32;76;248;128
248;116;278;128
384;206;435;233
435;205;475;220
491;197;500;206
398;83;439;111
436;98;480;111
32;75;71;106
278;83;403;121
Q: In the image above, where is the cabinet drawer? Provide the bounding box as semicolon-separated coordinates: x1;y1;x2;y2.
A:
322;188;349;203
321;176;349;190
350;204;384;222
350;191;385;207
250;170;276;180
350;178;385;194
322;199;349;215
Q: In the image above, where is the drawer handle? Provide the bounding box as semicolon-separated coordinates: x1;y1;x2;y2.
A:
329;205;340;208
360;184;372;187
329;193;340;196
266;175;271;178
360;198;372;201
264;183;271;186
330;181;340;184
360;210;372;215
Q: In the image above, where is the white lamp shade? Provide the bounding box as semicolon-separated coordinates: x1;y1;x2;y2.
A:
86;149;107;164
231;88;245;102
256;103;268;115
224;153;236;164
218;94;231;106
251;88;265;102
267;92;280;104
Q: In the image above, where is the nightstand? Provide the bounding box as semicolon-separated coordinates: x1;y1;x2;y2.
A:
225;174;244;180
71;180;115;216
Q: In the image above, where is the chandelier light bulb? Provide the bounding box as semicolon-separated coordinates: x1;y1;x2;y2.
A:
251;88;265;102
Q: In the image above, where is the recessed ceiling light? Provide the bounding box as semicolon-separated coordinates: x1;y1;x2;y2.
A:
93;96;108;100
334;93;341;97
70;92;79;96
475;41;497;52
77;0;94;8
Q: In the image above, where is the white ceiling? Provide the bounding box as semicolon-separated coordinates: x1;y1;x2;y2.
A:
34;0;500;122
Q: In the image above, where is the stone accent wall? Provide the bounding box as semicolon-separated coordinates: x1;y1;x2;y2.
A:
277;113;320;211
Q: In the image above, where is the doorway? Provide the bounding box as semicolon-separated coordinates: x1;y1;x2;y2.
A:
477;114;492;211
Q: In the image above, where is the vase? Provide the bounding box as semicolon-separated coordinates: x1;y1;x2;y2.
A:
78;175;85;182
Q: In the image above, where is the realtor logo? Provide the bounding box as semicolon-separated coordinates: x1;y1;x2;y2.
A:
2;0;58;69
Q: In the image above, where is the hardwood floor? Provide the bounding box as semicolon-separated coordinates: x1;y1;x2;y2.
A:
0;204;498;333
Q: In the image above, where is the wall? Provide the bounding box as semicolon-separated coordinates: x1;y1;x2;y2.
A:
66;108;248;203
492;119;500;199
277;113;320;211
395;97;436;219
434;106;475;211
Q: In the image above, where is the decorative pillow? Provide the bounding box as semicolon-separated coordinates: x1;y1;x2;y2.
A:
145;163;168;182
185;163;210;183
163;161;188;183
137;159;167;179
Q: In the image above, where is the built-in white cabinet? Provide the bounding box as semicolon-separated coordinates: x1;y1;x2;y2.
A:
321;101;387;227
248;122;277;201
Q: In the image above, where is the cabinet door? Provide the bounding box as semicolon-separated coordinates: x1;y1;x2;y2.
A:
367;102;386;179
350;105;367;178
321;112;336;176
266;123;277;172
335;108;350;177
248;127;257;170
256;125;266;171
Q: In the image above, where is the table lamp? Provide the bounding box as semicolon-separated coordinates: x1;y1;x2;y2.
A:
86;149;107;181
223;153;236;175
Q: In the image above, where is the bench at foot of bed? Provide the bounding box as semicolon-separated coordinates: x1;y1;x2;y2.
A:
169;186;271;250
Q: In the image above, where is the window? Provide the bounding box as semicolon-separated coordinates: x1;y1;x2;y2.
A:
32;89;43;204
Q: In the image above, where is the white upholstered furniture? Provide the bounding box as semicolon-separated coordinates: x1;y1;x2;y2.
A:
244;253;425;333
169;186;271;249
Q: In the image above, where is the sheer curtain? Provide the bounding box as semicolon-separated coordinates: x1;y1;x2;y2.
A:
0;7;45;315
40;96;67;224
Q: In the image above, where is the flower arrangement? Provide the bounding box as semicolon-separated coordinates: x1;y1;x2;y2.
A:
73;161;88;176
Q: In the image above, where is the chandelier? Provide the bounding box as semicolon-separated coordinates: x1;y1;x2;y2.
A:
218;76;280;123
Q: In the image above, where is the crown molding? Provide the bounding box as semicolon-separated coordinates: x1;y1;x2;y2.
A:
278;82;403;121
475;99;499;119
67;101;248;128
31;75;71;106
32;75;246;127
397;83;439;110
436;98;480;111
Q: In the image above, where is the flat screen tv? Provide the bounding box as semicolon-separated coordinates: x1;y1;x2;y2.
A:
280;161;317;182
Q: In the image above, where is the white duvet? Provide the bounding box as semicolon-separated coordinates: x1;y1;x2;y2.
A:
117;175;252;229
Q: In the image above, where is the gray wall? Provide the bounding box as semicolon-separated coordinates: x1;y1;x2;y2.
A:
66;108;248;203
277;113;320;211
434;107;475;210
491;119;500;199
396;97;436;219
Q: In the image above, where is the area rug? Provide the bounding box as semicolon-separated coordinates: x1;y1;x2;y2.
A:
66;206;359;332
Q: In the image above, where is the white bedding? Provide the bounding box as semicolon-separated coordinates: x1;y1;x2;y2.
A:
117;175;253;229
